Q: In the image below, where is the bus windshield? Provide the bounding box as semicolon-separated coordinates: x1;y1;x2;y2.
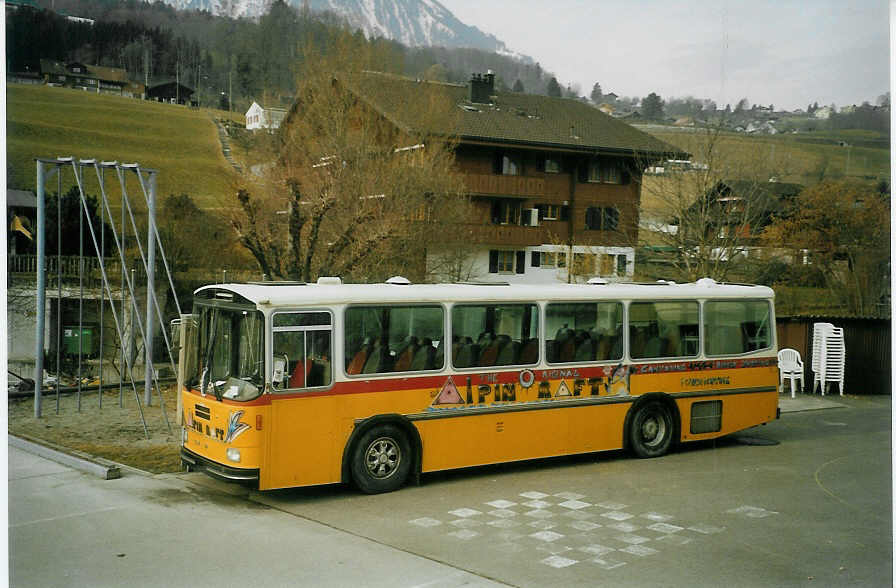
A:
190;302;264;402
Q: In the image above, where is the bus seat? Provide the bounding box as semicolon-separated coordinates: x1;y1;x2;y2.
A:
346;338;372;375
478;336;504;366
519;338;538;364
410;338;436;371
454;338;478;368
362;338;388;374
495;337;518;365
575;334;595;362
551;327;574;362
392;336;419;372
289;359;313;388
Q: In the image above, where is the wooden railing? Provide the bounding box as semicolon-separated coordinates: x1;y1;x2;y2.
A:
464;173;546;198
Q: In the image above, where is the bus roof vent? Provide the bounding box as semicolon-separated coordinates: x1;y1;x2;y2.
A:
386;276;411;285
316;276;343;285
587;278;608;285
696;277;718;287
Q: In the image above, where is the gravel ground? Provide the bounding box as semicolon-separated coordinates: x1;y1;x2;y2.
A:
8;386;182;473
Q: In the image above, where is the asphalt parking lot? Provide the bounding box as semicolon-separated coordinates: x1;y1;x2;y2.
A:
10;394;892;587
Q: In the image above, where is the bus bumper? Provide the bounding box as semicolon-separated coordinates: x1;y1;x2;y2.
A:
181;447;260;484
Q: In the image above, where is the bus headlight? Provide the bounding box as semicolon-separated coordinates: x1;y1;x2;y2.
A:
226;448;241;463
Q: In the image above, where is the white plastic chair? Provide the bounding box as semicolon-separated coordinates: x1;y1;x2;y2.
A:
777;348;804;398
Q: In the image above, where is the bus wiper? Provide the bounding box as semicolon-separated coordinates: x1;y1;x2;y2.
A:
202;310;222;402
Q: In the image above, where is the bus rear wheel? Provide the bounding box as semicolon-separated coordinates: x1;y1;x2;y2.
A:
351;424;412;494
629;400;673;458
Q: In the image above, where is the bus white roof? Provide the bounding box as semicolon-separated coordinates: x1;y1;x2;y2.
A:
196;279;774;309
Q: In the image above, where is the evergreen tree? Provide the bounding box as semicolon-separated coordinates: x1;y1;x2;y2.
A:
546;76;562;97
590;82;602;104
641;92;664;120
512;79;524;93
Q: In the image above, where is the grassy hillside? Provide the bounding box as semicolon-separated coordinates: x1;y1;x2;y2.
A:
640;125;890;185
6;84;242;208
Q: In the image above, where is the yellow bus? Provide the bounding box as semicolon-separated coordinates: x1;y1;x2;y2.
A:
179;277;779;493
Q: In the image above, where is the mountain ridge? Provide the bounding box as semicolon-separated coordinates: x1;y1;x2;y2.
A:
159;0;529;59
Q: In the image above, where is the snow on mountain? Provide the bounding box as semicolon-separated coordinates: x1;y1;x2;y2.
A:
161;0;522;56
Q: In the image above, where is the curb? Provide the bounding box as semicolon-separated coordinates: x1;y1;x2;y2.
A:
10;434;122;480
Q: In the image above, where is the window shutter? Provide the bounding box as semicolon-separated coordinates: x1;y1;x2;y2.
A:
606;207;620;231
621;169;631;184
585;207;597;230
531;251;541;267
492;151;503;175
488;250;499;273
535;154;545;172
578;162;588;183
516;251;526;274
560;205;570;221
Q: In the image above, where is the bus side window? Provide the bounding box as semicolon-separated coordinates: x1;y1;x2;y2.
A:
545;302;622;364
272;312;332;390
345;305;445;375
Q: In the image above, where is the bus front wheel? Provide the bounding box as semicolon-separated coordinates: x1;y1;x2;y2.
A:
629;400;673;458
351;424;412;494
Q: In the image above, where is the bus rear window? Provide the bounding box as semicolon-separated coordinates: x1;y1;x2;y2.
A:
704;300;772;355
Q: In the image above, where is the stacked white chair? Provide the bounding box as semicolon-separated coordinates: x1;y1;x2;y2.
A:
811;322;846;396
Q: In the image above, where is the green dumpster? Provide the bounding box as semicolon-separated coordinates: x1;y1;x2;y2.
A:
63;326;94;356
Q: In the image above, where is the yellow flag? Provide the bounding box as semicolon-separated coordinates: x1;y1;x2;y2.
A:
10;215;33;240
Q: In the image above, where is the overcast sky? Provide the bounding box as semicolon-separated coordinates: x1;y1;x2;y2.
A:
438;0;890;111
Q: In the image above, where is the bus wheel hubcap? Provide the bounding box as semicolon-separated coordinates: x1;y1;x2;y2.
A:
642;416;664;446
366;438;399;479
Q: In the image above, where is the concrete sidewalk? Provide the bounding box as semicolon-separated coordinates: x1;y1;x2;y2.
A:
9;443;507;587
777;391;846;413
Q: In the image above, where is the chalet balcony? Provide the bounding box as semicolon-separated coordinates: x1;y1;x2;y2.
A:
7;254;154;290
463;173;546;198
457;223;567;247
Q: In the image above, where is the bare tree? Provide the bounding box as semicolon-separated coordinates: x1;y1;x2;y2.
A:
635;125;794;282
232;38;469;283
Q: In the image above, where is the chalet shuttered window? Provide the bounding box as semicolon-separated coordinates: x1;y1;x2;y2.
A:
585;207;619;231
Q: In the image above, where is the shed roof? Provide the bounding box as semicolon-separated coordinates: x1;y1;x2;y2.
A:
7;189;36;208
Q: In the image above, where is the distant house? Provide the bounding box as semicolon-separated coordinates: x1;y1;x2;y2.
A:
814;106;834;120
596;103;615;115
695;179;803;241
245;101;288;131
39;60;130;95
147;80;194;105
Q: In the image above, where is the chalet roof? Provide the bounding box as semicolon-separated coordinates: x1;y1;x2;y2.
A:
343;72;683;157
714;180;803;200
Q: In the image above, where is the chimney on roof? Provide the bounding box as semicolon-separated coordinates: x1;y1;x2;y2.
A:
469;70;495;104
